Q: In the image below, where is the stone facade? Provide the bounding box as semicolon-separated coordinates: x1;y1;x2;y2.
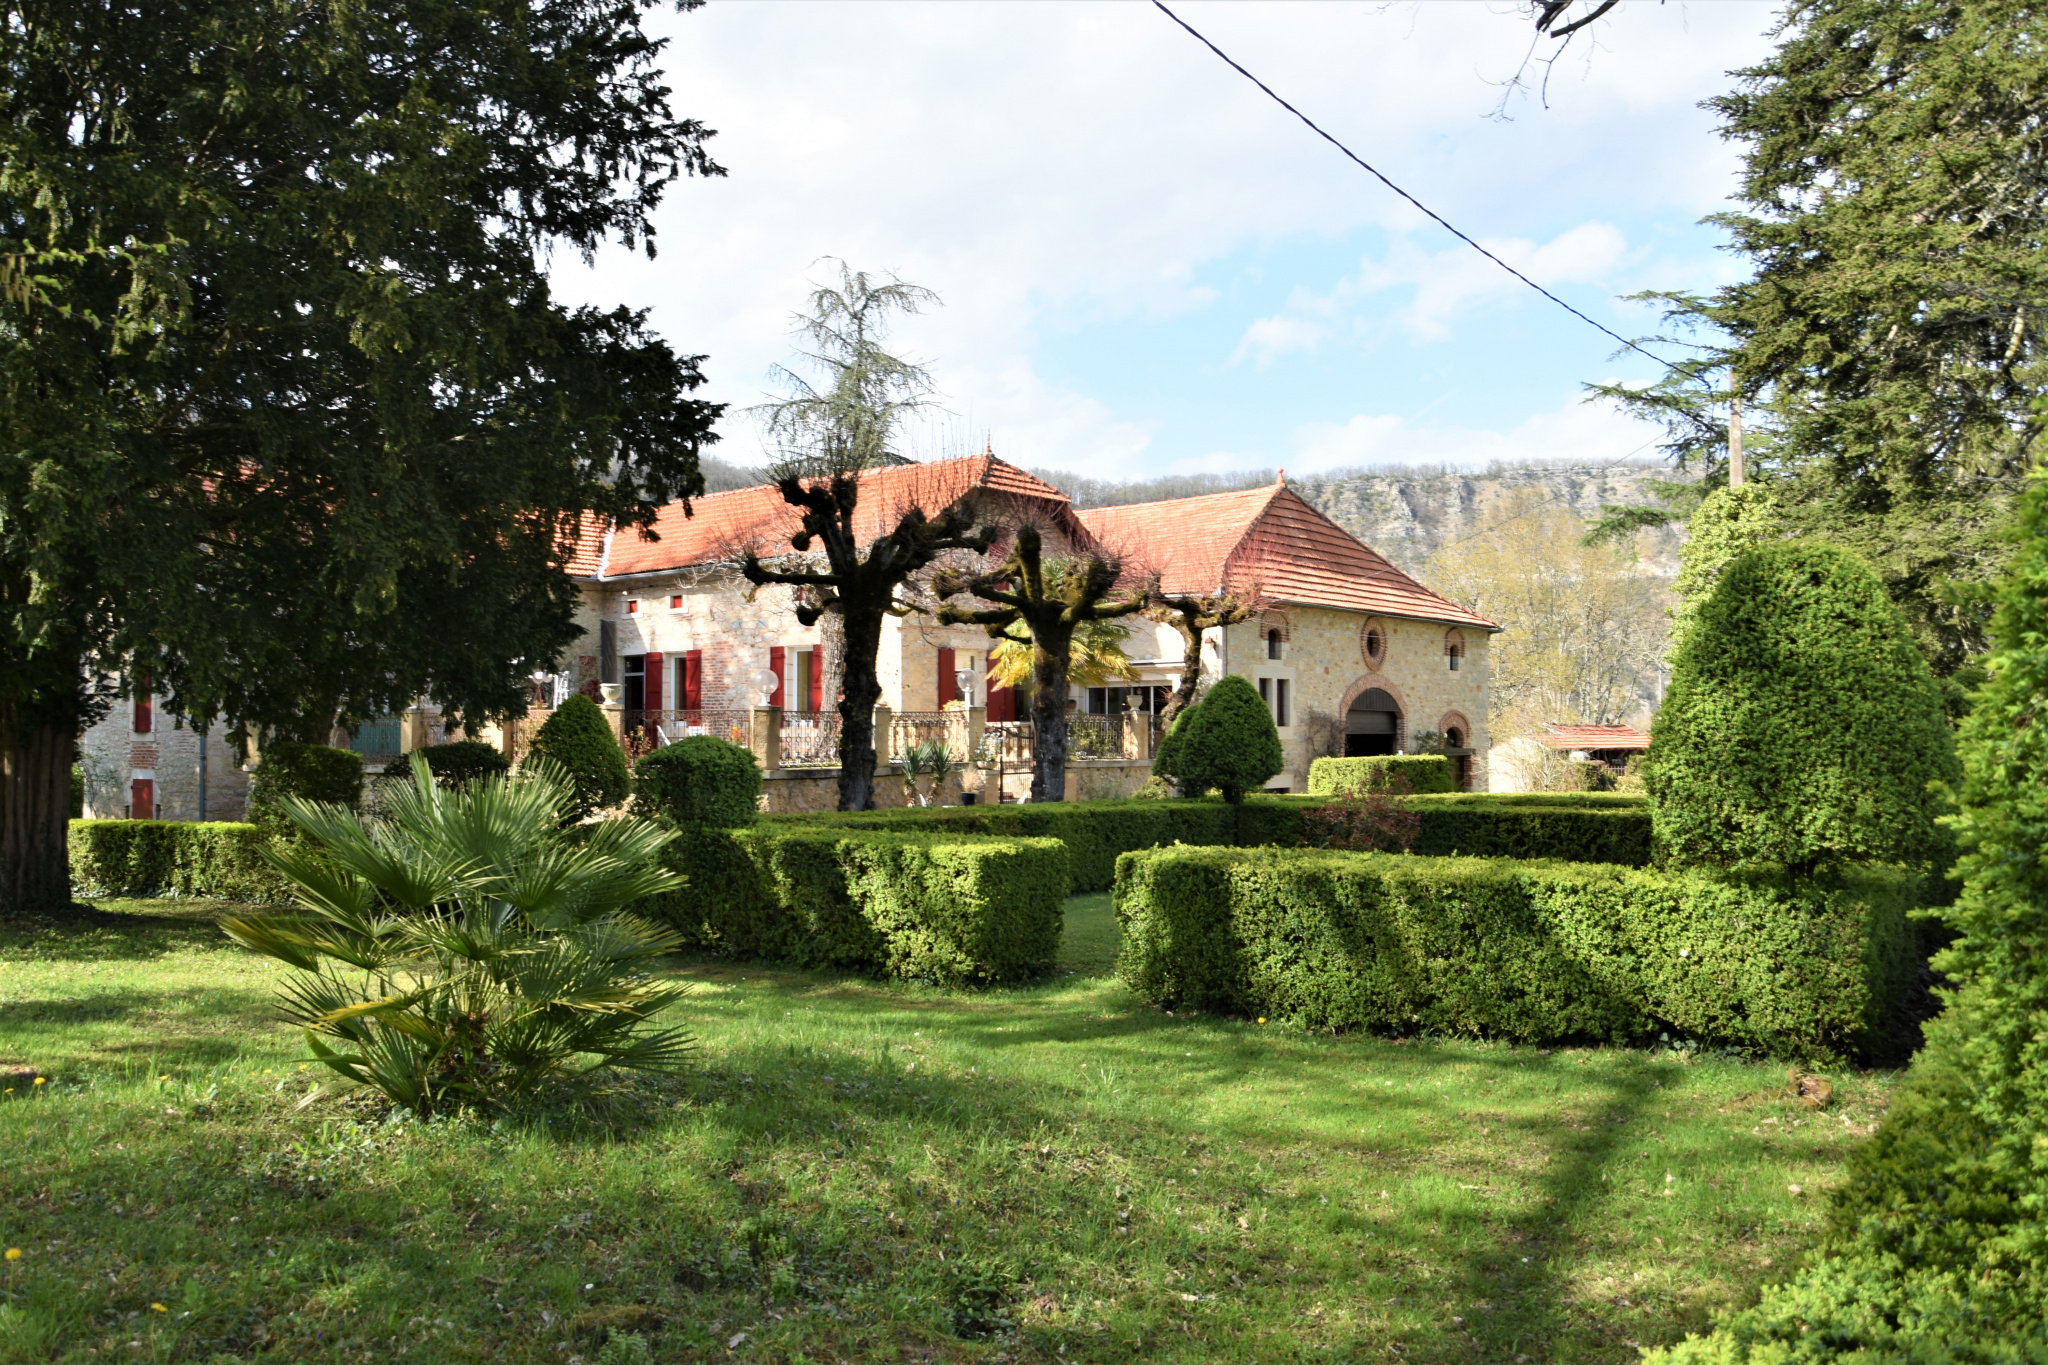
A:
77;697;251;822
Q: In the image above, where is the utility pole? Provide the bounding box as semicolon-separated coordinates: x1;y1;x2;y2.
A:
1728;386;1745;488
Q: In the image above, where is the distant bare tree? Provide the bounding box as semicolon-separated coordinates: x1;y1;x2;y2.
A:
935;525;1149;802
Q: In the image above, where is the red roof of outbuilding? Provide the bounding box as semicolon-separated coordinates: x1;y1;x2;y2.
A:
576;455;1076;579
1077;480;1499;630
1536;724;1651;751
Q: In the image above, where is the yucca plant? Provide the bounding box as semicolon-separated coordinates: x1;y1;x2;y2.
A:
222;754;691;1114
898;737;956;807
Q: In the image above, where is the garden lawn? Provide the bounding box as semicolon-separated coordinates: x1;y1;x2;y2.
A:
1;893;1893;1364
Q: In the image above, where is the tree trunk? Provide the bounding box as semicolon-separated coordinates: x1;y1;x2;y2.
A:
0;694;79;917
1161;619;1203;725
836;605;884;811
819;607;846;709
1029;631;1072;803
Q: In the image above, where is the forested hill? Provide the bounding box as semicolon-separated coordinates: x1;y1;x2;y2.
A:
1029;461;1692;579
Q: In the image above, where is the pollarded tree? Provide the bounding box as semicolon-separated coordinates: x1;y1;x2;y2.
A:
935;526;1149;802
740;268;994;811
0;1;722;912
1646;540;1959;875
1146;591;1255;725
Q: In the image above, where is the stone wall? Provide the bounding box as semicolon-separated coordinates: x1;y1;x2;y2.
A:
760;758;1153;813
78;700;252;822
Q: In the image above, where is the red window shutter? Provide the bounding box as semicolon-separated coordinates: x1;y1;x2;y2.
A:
809;648;824;713
133;674;152;734
685;650;703;710
130;778;155;820
643;652;662;710
768;647;786;709
937;648;956;707
987;684;1015;723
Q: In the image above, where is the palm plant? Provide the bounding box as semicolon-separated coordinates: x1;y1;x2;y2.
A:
222;755;691;1114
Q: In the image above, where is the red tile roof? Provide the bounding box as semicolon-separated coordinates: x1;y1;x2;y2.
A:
1077;480;1499;630
1537;724;1651;751
577;455;1077;579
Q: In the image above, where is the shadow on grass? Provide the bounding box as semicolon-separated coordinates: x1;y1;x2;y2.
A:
0;898;241;962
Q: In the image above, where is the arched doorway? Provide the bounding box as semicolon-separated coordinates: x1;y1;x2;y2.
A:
1345;687;1402;756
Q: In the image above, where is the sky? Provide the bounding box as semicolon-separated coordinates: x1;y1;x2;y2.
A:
549;0;1784;482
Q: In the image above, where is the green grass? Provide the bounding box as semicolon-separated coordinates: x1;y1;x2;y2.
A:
0;895;1893;1363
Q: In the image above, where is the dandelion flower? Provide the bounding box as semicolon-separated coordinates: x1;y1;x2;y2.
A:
150;1303;167;1312
5;1247;20;1261
158;1075;169;1082
1258;1017;1267;1024
32;1077;44;1086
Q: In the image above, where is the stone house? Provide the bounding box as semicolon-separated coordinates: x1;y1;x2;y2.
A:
560;454;1499;796
76;690;252;821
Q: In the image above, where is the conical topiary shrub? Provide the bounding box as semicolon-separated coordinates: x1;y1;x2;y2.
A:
1159;674;1283;803
1646;540;1958;874
526;693;629;820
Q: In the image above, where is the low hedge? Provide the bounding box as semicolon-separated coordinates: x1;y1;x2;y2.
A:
69;820;293;903
1114;845;1921;1061
1400;793;1653;865
647;826;1070;986
765;798;1301;892
1306;755;1456;796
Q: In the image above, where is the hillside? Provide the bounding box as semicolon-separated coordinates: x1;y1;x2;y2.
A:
1032;460;1691;580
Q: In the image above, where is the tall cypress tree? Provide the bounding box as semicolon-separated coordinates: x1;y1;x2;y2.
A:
1591;0;2048;677
0;2;722;912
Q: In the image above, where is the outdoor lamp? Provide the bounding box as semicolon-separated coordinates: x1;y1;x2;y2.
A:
750;668;781;707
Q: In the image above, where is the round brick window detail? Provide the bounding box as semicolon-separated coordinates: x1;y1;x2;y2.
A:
1361;619;1388;671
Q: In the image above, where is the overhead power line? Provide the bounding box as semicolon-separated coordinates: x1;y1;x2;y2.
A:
1151;0;1671;368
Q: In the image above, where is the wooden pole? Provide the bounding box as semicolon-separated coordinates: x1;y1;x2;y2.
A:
1728;390;1745;488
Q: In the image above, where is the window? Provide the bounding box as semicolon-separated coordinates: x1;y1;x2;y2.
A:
132;677;152;735
1275;678;1291;727
1362;620;1387;670
1258;677;1271;707
1266;629;1282;660
670;594;684;610
1445;630;1466;672
626;599;639;614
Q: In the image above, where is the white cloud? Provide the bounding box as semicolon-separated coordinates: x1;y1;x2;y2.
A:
550;1;1777;478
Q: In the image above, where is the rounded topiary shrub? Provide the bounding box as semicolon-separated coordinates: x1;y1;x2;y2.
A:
1160;674;1284;803
1646;540;1959;873
525;693;629;820
634;736;761;828
418;739;511;789
248;741;366;824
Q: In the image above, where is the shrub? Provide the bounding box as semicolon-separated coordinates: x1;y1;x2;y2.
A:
1157;675;1283;802
526;693;630;820
1306;755;1455;797
1648;478;2048;1362
247;741;365;824
633;736;761;828
1301;776;1420;853
1114;845;1921;1061
221;755;688;1114
417;739;511;789
1647;541;1959;873
650;826;1070;985
69;820;293;901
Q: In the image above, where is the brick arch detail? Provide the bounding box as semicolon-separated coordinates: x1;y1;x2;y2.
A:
1339;675;1408;718
1437;710;1473;745
1259;608;1293;639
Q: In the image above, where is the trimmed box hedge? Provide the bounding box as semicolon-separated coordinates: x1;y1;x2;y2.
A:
647;826;1070;986
765;799;1300;892
1400;793;1654;865
1113;845;1920;1061
1306;754;1456;796
69;820;293;903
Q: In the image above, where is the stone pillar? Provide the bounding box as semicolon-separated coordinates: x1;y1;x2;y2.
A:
1127;706;1151;761
964;705;986;761
873;703;895;767
601;701;625;748
751;706;782;774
